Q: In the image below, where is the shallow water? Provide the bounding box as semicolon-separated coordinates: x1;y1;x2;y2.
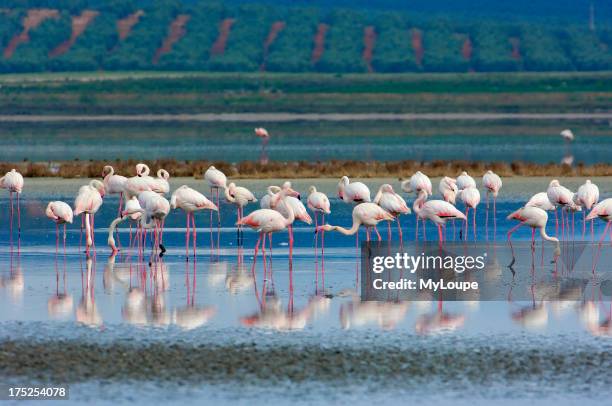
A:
1;178;612;404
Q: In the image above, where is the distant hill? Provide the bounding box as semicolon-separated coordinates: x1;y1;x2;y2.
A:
1;0;611;73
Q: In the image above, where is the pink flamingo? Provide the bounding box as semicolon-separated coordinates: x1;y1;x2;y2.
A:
374;184;411;241
74;180;105;256
439;177;458;204
204;165;227;225
456;171;476;191
171;185;218;259
337;176;371;203
107;196;142;254
576;179;599;237
1;169;24;238
401;171;432;196
254;127;270;163
102;165;127;215
412;190;466;244
308;185;331;258
547;179;580;239
137;190;170;261
459;186;480;240
507;206;560;261
237;188;296;273
483;170;502;237
225;182;257;244
138;164;170;195
316;202;394;243
526;192;556;211
45;201;73;252
124;163;152;198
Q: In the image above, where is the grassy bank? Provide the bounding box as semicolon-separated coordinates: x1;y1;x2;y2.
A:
3;158;611;179
1;71;611;115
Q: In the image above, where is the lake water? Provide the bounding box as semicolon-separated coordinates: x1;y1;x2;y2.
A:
1;178;612;404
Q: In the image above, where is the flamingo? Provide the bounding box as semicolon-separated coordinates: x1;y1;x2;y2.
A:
270;186;311;251
576;179;599;237
74;180;105;255
456;171;476;191
316;202;394;243
225;182;257;244
526;192;556;211
482;170;502;233
412;190;466;244
507;206;560;262
337;176;371;203
170;185;218;259
204;165;227;225
254;127;270;162
139;164;169;195
124;163;152;198
45;201;73;252
137;190;170;260
236;188;297;271
401;171;432;196
0;168;24;237
459;186;480;240
373;184;411;241
261;182;300;209
547;179;580;239
560;129;575;142
586;199;612;270
107;195;142;254
307;185;331;229
439;177;458;204
102;165;127;215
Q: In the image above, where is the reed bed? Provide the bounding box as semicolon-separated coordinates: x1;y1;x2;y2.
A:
0;159;611;179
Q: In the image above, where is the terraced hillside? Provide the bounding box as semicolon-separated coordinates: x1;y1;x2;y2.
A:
0;0;611;73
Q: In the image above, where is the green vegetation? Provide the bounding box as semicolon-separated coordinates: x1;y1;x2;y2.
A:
0;1;611;73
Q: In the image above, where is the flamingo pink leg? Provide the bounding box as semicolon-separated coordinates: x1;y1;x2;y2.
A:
185;212;191;259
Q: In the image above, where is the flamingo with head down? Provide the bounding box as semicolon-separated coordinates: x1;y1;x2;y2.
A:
576;179;599;237
46;201;73;252
316;202;394;244
507;206;560;263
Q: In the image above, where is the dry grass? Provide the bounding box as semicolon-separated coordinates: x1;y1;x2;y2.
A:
1;159;612;179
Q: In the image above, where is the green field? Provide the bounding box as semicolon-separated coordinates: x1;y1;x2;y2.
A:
0;71;611;115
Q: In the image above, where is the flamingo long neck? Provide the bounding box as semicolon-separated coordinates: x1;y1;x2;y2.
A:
107;217;125;249
277;193;295;227
413;192;427;217
332;215;362;236
224;186;235;203
373;187;383;204
539;226;559;245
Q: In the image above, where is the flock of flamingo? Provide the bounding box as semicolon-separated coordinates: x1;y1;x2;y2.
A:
0;161;609;269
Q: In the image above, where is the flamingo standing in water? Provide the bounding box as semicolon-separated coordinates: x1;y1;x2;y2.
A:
507;206;560;262
456;171;476;191
459;186;480;240
547;179;580;239
270;187;311;252
170;185;218;259
254;127;270;163
124;163;152;198
308;185;331;256
316;202;394;243
401;171;432;196
586;199;612;270
204;165;227;225
137;190;170;260
107;196;142;254
576;179;599;238
412;190;466;244
102;165;127;216
74;180;105;256
225;182;257;244
439;177;458;204
482;170;502;238
140;165;170;195
237;188;297;271
374;184;411;241
1;169;24;238
45;201;73;252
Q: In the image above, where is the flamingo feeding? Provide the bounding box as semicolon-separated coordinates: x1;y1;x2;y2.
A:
316;202;394;243
459;186;481;240
45;201;73;252
373;184;411;241
170;185;218;259
337;176;371;203
204;165;227;225
107;195;142;254
412;190;466;243
74;180;105;255
507;206;560;261
1;168;24;238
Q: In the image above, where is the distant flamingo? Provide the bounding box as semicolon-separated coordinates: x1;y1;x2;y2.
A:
456;171;476;191
74;180;105;256
316;202;394;243
412;190;466;244
560;129;575;142
237;188;296;271
45;201;73;252
507;206;560;262
171;185;218;259
337;176;371;203
204;165;227;225
482;170;502;238
225;182;257;244
401;171;432;196
1;169;24;238
254;127;270;163
576;179;599;237
459;186;480;240
374;184;411;241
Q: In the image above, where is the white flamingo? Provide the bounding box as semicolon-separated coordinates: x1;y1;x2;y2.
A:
1;168;24;237
374;184;411;241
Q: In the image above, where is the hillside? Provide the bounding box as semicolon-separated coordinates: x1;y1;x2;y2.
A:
0;0;611;73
